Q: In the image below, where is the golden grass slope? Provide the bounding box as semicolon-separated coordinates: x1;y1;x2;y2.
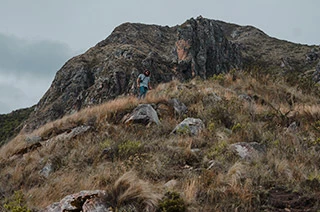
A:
0;71;320;211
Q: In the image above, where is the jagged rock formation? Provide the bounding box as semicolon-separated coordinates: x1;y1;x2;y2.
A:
24;16;320;132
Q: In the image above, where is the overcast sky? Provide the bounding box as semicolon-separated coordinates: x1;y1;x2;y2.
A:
0;0;319;114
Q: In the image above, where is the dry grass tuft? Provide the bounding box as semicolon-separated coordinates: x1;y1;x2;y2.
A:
183;178;199;204
108;171;161;212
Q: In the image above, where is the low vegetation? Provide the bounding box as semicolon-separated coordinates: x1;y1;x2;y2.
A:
0;107;34;147
0;69;320;211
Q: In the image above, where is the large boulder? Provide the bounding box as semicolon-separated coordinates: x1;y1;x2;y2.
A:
124;104;160;125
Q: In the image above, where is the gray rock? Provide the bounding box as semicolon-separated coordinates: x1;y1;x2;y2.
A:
41;202;60;212
203;92;222;104
191;148;201;153
172;118;204;135
313;61;320;83
164;179;178;189
39;161;54;178
168;98;188;115
42;190;107;212
83;197;111;212
176;17;242;79
286;121;298;133
25;135;42;144
44;125;91;146
229;142;265;160
238;94;253;102
306;49;319;63
124;104;160;125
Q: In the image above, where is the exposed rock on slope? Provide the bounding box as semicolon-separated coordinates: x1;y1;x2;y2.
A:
217;20;320;72
24;16;319;131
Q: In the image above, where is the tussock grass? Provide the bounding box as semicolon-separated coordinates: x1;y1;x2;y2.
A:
1;71;320;211
108;171;161;212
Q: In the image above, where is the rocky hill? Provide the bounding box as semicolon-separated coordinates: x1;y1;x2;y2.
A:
1;16;320;211
22;16;320;132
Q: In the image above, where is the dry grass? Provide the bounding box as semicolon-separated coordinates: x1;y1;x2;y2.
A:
0;134;28;159
182;178;199;204
1;71;320;211
108;171;161;212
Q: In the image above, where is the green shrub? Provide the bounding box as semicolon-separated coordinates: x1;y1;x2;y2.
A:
3;191;31;212
100;139;113;149
309;138;320;146
207;140;228;159
211;73;225;82
207;122;215;132
158;191;186;212
118;140;142;157
175;125;191;135
231;123;243;132
314;120;320;131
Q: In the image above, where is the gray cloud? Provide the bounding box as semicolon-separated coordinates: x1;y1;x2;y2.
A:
0;100;11;114
0;34;74;114
0;83;28;113
0;33;72;78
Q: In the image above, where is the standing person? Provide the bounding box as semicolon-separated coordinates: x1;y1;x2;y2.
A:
137;69;152;99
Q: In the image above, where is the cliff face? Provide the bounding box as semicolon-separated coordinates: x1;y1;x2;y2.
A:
24;17;319;131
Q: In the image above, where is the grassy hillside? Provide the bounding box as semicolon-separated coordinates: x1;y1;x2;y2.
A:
0;107;34;147
0;70;320;211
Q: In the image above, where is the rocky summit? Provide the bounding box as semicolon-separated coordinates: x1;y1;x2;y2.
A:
24;16;319;132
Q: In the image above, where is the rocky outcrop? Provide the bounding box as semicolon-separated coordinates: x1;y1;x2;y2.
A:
175;16;242;79
23;16;320;132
